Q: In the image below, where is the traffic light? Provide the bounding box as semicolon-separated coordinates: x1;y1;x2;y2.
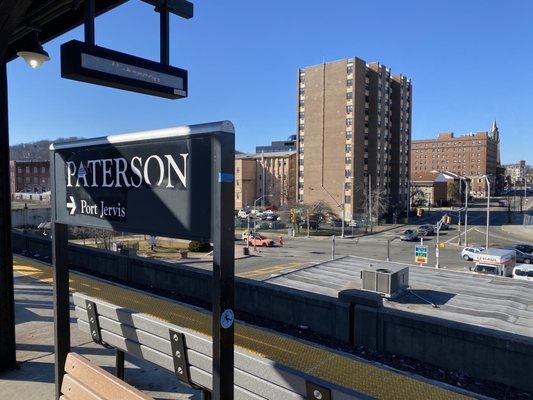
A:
290;208;297;224
416;208;424;217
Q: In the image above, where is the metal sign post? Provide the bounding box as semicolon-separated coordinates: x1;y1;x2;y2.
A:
50;122;235;400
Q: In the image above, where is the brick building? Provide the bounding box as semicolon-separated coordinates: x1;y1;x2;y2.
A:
410;121;501;198
296;57;412;220
9;160;50;196
235;151;296;209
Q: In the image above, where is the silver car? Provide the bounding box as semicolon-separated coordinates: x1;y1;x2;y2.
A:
400;229;418;241
461;246;485;261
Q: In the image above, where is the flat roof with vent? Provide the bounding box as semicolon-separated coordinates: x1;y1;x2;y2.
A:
267;256;533;338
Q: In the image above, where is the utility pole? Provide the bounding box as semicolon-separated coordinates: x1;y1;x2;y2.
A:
435;220;443;268
368;174;372;233
484;175;491;249
387;239;391;262
331;235;336;260
406;179;410;224
306;209;310;238
464;180;469;246
341;181;345;239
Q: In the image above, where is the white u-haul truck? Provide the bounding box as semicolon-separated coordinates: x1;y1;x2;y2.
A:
471;249;516;277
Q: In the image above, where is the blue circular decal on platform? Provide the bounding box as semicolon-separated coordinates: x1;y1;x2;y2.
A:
220;309;234;329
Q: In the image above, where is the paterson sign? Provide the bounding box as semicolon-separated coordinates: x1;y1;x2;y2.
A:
50;122;234;241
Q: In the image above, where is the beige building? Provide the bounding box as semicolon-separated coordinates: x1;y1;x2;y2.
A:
411;172;448;206
235;151;296;209
411;122;500;197
296;57;412;220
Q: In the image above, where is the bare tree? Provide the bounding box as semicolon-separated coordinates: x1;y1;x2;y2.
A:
358;187;389;232
410;187;427;207
300;200;337;230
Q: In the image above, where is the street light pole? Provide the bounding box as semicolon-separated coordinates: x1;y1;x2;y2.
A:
341;181;345;239
464;179;469;246
484;175;491;249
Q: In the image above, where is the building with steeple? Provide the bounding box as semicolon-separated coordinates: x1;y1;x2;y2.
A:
411;121;501;198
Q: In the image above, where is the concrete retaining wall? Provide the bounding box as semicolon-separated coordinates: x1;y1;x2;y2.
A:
12;231;533;392
11;208;51;228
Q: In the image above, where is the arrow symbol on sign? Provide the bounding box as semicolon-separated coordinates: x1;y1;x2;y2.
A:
66;196;76;215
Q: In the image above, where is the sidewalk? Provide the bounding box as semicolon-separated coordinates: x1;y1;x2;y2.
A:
0;272;198;400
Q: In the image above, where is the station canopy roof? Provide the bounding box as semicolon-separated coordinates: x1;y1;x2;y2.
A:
1;0;127;61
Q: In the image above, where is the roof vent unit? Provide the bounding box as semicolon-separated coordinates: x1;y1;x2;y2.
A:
361;266;409;298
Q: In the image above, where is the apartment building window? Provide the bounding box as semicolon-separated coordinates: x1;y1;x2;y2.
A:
346;79;353;87
345;157;352;164
17;167;21;173
345;130;352;138
347;65;353;74
345;196;352;203
299;112;304;119
299;88;305;95
33;166;38;173
346;105;353;113
299;124;304;131
346;92;352;100
26;166;30;173
345;144;352;152
345;169;352;177
346;118;352;126
299;100;305;107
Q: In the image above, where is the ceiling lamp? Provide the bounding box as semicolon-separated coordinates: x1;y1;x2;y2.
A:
17;31;50;69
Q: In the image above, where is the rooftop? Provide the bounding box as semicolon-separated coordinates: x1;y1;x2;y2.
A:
267;256;533;339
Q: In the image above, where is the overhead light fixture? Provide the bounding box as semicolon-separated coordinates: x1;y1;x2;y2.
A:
17;31;50;69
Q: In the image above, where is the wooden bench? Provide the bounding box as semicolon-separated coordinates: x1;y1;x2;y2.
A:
61;352;153;400
73;292;367;400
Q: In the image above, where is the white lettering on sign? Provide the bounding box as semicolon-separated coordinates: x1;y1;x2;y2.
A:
78;199;126;219
66;154;188;189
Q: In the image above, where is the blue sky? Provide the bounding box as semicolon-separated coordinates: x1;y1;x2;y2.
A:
7;0;533;164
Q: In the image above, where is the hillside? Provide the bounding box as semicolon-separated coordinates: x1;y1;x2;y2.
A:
10;137;83;161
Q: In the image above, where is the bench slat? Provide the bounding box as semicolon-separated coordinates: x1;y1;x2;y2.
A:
62;375;105;400
74;298;365;400
63;353;152;400
77;320;295;400
76;307;310;397
74;293;369;400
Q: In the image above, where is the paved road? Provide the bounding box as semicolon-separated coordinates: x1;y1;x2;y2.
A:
227;200;533;280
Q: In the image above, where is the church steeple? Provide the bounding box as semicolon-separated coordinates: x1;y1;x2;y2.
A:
491;119;501;165
491;119;499;142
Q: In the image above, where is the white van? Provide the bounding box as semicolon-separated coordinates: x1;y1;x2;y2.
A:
471;248;516;277
512;264;533;281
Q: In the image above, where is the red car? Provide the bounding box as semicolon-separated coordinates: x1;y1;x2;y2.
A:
247;234;274;247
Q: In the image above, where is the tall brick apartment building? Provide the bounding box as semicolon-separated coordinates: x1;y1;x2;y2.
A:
296;57;412;220
411;121;501;197
9;160;50;196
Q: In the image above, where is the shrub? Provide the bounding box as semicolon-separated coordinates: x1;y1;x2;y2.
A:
188;241;212;252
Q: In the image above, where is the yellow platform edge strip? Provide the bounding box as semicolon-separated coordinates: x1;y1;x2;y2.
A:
13;255;471;400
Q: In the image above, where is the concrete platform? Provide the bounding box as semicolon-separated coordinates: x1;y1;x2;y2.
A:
267;256;533;338
0;272;199;400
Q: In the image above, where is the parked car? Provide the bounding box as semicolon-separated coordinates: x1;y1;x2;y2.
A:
265;213;279;221
247;233;274;247
418;224;434;236
237;209;249;219
437;222;450;231
513;264;533;281
513;244;533;255
299;219;319;230
328;217;343;227
499;247;533;264
461;246;485;261
400;229;418;241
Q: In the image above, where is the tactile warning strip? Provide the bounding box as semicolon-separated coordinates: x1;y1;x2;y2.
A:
14;255;472;400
